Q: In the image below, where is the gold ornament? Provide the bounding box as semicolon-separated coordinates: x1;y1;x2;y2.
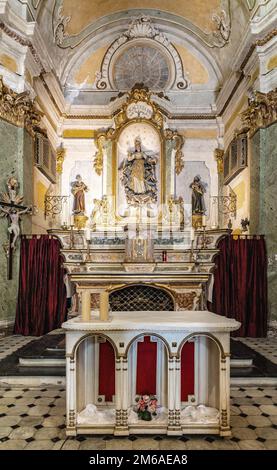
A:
0;76;42;136
214;148;224;174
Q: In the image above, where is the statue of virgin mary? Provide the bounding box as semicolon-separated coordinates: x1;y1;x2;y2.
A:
120;137;158;205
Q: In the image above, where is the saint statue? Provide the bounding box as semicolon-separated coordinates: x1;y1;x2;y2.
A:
71;175;88;215
120;137;158;205
189;175;206;214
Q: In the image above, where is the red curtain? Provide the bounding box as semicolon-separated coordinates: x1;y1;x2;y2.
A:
136;336;157;395
99;341;115;402
181;342;195;402
14;235;67;336
210;236;267;337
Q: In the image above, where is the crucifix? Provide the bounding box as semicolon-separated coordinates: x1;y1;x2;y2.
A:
0;177;32;280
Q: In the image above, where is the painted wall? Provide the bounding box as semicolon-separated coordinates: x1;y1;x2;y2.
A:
32;168;54;234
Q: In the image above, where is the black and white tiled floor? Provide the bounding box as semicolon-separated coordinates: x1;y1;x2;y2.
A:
0;386;276;450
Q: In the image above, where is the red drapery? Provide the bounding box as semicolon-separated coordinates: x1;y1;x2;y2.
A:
14;235;67;336
210;236;268;337
181;342;195;402
99;341;115;402
136;336;157;395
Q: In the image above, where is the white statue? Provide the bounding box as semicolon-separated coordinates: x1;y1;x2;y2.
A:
0;206;31;249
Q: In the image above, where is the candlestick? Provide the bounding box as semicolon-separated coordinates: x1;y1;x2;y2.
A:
69;225;75;249
85;227;90;241
99;291;109;321
85;239;92;262
81;290;91;321
190;239;195;262
202;225;207;249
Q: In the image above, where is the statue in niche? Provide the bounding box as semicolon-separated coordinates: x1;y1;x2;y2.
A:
189;175;207;215
71;175;88;215
120;137;158;205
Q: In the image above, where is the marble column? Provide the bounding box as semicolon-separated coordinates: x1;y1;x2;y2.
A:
219;354;231;436
0;122;33;332
66;356;77;435
250;124;277;322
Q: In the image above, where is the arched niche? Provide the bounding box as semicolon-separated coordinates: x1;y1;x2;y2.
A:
179;334;221;426
75;334;116;425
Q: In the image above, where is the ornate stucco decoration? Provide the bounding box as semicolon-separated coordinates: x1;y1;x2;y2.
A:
56;144;66;174
0;76;42;136
214;148;224;173
54;6;71;47
95;16;189;92
210;6;231;48
240;88;277;137
114;86;164;130
93;85;184;176
164;129;185;175
52;1;231;50
93;131;112;176
175;292;199;310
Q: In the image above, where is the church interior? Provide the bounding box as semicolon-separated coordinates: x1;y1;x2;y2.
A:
0;0;276;452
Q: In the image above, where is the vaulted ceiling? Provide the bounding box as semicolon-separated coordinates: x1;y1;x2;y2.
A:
26;0;265;114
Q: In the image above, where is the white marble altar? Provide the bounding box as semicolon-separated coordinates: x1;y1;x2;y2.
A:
63;310;240;436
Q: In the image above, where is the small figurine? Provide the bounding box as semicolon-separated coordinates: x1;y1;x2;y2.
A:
241;217;250;232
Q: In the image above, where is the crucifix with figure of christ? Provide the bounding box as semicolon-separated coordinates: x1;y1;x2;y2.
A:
0;177;32;280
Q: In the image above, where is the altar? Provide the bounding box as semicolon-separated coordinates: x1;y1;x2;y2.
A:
63;310;240;437
52;84;240;438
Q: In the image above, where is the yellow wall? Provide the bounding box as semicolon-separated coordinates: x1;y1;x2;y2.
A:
267;55;277;71
0;54;17;73
63;0;220;35
174;44;209;84
74;46;109;85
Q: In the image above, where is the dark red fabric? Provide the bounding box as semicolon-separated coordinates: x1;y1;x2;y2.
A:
14;235;67;336
181;342;195;401
99;341;115;401
210;236;267;337
136;336;157;395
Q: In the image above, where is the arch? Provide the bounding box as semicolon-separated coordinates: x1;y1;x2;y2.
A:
70;332;119;359
125;332;171;358
177;332;225;360
109;284;175;312
61;14;222;91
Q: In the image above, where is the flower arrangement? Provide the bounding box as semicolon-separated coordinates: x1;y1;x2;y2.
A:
135;394;158;421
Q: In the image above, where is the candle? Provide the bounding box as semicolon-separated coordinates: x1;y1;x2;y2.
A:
70;215;75;226
100;291;109;321
85;228;90;241
190;227;195;241
81;290;91;322
202;215;206;227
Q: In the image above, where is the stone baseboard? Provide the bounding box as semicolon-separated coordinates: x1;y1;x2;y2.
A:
0;320;14;337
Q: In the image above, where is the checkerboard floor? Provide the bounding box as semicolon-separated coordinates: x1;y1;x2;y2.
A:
0;385;276;450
